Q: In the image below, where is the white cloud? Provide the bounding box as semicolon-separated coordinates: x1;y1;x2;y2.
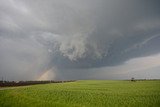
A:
89;53;160;79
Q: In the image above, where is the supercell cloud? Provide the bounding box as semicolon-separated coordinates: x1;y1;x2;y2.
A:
0;0;160;80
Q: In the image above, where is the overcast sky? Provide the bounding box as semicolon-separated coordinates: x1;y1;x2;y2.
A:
0;0;160;80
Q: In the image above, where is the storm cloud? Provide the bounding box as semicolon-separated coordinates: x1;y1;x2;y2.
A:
0;0;160;80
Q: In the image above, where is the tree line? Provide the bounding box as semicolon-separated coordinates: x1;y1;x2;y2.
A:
0;80;75;87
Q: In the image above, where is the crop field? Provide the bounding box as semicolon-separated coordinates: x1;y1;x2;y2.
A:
0;80;160;107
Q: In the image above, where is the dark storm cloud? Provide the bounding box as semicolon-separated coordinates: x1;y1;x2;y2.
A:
0;0;160;80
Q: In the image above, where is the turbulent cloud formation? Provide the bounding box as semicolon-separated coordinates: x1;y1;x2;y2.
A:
0;0;160;80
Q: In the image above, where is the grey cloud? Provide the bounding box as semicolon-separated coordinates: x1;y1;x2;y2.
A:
0;36;49;80
0;0;160;80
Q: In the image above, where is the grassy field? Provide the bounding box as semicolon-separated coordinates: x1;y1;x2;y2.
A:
0;80;160;107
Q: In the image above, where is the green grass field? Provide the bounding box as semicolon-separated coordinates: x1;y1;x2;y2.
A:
0;80;160;107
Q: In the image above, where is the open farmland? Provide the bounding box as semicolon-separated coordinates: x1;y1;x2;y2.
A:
0;80;160;107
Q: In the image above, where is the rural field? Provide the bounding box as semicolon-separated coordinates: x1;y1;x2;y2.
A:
0;80;160;107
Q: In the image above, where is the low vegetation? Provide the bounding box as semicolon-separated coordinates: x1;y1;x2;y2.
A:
0;80;75;87
0;80;160;107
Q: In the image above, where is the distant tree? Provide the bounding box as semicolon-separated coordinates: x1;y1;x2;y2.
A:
131;77;135;82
